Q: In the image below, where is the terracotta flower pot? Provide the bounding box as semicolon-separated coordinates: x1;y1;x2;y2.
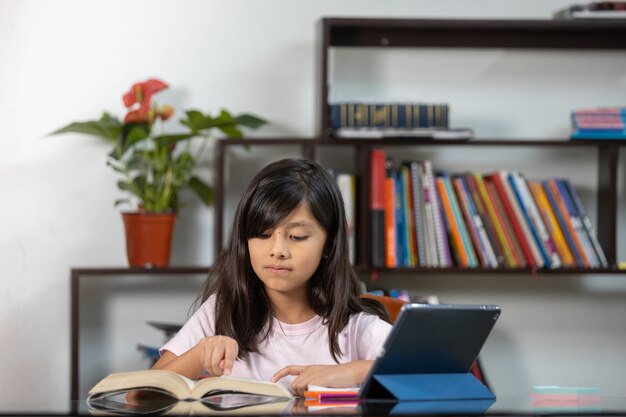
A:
122;212;176;267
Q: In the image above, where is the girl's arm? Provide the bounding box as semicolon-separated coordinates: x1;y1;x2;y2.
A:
271;360;374;396
152;335;239;379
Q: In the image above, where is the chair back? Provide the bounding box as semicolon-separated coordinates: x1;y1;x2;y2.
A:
360;293;407;324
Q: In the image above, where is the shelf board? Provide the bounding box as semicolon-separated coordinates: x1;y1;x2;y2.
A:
322;18;626;49
70;267;211;276
218;137;625;147
355;266;624;275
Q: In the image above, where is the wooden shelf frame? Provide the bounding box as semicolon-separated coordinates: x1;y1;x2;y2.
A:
69;267;210;400
214;138;621;270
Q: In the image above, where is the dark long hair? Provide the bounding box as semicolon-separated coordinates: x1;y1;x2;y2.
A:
196;158;387;361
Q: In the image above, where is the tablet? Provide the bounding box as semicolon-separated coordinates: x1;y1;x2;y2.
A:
360;303;500;398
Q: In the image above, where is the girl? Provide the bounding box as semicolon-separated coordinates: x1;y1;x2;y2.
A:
153;158;392;395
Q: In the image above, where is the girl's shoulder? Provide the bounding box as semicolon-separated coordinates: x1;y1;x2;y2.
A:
348;311;393;331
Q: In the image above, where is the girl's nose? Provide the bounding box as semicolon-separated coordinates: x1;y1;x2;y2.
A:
269;234;289;259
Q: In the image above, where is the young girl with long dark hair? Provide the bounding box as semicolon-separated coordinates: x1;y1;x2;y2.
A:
152;158;391;395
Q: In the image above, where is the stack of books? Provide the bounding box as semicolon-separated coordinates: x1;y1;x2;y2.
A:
554;2;626;19
329;102;474;140
570;107;626;140
370;150;609;270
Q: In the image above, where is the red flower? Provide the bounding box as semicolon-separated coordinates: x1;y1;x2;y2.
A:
122;79;168;124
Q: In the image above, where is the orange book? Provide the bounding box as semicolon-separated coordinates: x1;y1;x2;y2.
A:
383;177;397;268
473;173;517;268
436;177;469;267
546;179;589;268
529;181;575;268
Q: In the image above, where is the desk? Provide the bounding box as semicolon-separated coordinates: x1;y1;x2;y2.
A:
3;395;626;416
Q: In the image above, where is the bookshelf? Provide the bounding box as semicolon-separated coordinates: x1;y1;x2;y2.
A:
214;18;626;274
70;267;209;400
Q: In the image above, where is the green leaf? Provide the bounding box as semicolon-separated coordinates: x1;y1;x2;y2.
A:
180;110;206;131
50;112;122;141
218;125;243;138
153;133;197;147
234;113;267;129
188;176;213;206
114;198;130;207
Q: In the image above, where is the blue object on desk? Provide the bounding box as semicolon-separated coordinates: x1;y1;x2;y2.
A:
360;303;500;401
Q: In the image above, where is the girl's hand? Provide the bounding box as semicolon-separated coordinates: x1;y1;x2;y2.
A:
271;360;373;397
197;335;239;377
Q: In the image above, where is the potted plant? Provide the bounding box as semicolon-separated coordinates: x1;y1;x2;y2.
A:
52;78;266;267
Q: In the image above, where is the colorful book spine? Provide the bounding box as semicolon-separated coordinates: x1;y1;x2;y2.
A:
476;174;518;268
370;149;387;268
436;176;469;267
336;173;356;265
562;178;608;268
497;170;544;269
443;173;477;267
465;174;504;267
529;182;576;268
453;177;488;268
485;178;525;267
543;179;588;268
457;176;499;268
394;170;407;267
419;162;439;267
488;172;537;269
424;161;452;267
383;174;397;268
512;172;562;269
401;165;417;266
555;179;599;268
329;102;449;129
410;162;427;267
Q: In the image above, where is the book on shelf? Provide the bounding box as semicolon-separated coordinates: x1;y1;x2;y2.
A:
87;370;292;415
484;176;526;268
562;178;609;268
329;102;449;129
370;149;387;268
570;106;626;140
487;172;538;270
368;150;607;270
332;127;474;140
528;182;577;268
543;179;589;268
554;179;601;268
336;173;357;265
554;2;626;19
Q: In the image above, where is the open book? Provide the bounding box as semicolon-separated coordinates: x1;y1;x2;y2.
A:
87;370;292;415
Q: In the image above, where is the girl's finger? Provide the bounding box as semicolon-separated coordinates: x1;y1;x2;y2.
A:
271;365;304;382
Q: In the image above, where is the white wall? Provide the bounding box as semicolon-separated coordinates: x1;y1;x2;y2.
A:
2;0;625;408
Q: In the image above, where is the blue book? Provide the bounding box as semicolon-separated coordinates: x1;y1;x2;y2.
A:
507;173;551;269
394;171;406;267
562;178;609;268
329;103;449;129
555;179;599;268
542;180;584;267
571;131;626;140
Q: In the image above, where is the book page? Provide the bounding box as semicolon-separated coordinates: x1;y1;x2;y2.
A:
192;376;292;399
88;370;191;401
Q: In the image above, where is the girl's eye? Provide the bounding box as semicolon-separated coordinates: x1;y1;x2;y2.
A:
258;233;271;239
291;235;308;241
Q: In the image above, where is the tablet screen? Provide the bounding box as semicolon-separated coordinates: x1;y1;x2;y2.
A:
361;303;500;397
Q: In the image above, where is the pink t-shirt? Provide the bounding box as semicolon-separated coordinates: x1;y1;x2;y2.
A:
161;295;392;389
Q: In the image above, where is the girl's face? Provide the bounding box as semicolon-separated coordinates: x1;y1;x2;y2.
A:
248;202;327;299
